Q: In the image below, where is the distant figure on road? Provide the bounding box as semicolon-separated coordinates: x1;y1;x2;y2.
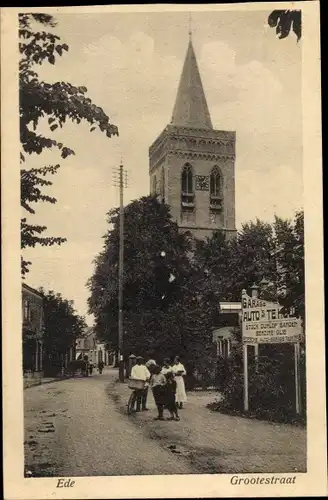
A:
150;364;167;420
83;362;89;377
98;360;104;374
161;358;173;376
172;356;187;409
89;363;93;375
165;371;180;421
131;356;150;412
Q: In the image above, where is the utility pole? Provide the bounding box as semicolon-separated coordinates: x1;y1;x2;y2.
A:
113;161;128;382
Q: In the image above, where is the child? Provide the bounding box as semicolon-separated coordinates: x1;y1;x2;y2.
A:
165;371;180;421
150;364;167;420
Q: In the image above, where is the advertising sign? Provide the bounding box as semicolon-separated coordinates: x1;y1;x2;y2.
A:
241;291;303;344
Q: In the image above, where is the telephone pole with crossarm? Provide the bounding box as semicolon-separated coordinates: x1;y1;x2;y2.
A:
113;161;128;382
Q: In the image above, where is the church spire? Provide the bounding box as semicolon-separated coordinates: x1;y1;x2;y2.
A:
188;12;192;41
170;35;213;130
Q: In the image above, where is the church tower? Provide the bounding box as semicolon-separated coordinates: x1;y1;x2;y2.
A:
149;35;236;240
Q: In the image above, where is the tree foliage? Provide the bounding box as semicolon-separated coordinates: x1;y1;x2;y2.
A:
20;14;118;275
88;199;304;378
87;196;216;366
194;212;304;322
274;211;304;319
40;287;87;376
268;10;302;41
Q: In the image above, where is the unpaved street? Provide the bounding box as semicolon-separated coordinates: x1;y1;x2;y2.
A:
24;371;194;476
24;368;306;477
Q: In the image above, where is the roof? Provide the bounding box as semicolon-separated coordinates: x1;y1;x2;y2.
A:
219;302;242;313
213;326;236;342
22;283;43;299
82;326;95;338
170;39;213;130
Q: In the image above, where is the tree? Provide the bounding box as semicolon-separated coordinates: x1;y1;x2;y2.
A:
199;213;304;315
199;220;277;302
88;196;192;356
87;195;217;370
206;213;305;422
40;288;87;376
274;210;304;320
268;9;302;41
195;230;233;301
20;14;118;275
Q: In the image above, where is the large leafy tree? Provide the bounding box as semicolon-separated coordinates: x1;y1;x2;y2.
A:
199;213;304;316
40;288;87;376
273;211;304;319
195;230;233;300
20;14;118;275
87;195;216;366
199;220;277;302
88;196;191;355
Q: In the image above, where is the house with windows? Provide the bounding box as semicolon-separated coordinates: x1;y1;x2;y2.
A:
213;302;242;358
149;34;236;241
75;327;111;366
22;283;44;376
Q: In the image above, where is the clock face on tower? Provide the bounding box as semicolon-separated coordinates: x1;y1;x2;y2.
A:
195;175;209;191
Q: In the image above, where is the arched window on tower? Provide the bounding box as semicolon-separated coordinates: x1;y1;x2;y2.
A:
210;166;223;212
181;163;195;221
181;164;193;195
181;164;194;201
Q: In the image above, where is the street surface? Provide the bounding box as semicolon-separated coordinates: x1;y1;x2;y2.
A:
24;368;306;477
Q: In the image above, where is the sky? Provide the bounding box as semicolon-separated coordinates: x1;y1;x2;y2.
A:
22;9;303;323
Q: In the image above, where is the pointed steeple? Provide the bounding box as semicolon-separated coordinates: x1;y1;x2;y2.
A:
171;38;213;129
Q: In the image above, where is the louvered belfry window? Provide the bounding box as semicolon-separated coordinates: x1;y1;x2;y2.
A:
210;166;223;211
181;164;195;209
181;164;193;194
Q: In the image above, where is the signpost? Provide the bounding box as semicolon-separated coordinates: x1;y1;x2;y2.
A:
241;288;303;415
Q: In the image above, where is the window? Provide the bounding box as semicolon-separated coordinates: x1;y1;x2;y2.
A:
210;212;217;224
182;210;195;224
210;166;222;197
181;164;193;194
181;164;194;209
210;166;223;211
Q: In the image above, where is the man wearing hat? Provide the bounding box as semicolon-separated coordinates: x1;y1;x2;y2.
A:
130;356;151;411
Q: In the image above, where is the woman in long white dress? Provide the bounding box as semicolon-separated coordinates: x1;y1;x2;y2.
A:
172;356;187;408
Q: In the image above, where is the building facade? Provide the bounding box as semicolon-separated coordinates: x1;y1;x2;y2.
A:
149;36;236;240
22;283;44;374
212;302;241;359
75;327;111;366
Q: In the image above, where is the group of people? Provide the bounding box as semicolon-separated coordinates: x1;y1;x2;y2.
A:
130;355;187;421
82;358;105;377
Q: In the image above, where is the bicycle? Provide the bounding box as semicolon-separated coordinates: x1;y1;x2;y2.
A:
127;378;146;415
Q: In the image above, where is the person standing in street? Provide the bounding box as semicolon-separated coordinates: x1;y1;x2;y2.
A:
165;371;180;421
150;364;167;420
161;358;173;375
130;356;151;412
98;360;104;374
172;356;187;409
83;356;89;377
